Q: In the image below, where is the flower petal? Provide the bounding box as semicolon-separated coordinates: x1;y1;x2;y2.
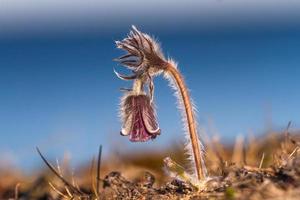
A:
141;98;160;135
120;94;160;142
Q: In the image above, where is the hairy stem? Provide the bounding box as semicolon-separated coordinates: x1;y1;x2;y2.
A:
165;63;205;180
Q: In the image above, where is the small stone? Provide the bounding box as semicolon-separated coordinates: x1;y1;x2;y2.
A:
138;172;155;188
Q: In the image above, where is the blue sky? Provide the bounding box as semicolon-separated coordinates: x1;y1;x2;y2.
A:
0;1;300;170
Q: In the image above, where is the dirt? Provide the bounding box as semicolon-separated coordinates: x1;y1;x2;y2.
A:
99;154;300;200
1;133;300;200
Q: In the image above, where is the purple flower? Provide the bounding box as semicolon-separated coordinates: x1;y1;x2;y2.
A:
120;93;160;142
114;26;163;142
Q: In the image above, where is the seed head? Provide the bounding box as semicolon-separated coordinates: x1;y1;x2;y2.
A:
114;25;168;81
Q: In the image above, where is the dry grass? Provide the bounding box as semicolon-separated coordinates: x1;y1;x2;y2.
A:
1;128;300;199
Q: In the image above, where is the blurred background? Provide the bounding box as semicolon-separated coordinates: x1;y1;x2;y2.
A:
0;0;300;173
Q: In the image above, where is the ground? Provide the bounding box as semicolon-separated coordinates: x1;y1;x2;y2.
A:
0;131;299;199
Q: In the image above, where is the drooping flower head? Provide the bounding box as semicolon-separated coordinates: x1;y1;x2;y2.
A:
120;89;160;142
114;26;165;142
